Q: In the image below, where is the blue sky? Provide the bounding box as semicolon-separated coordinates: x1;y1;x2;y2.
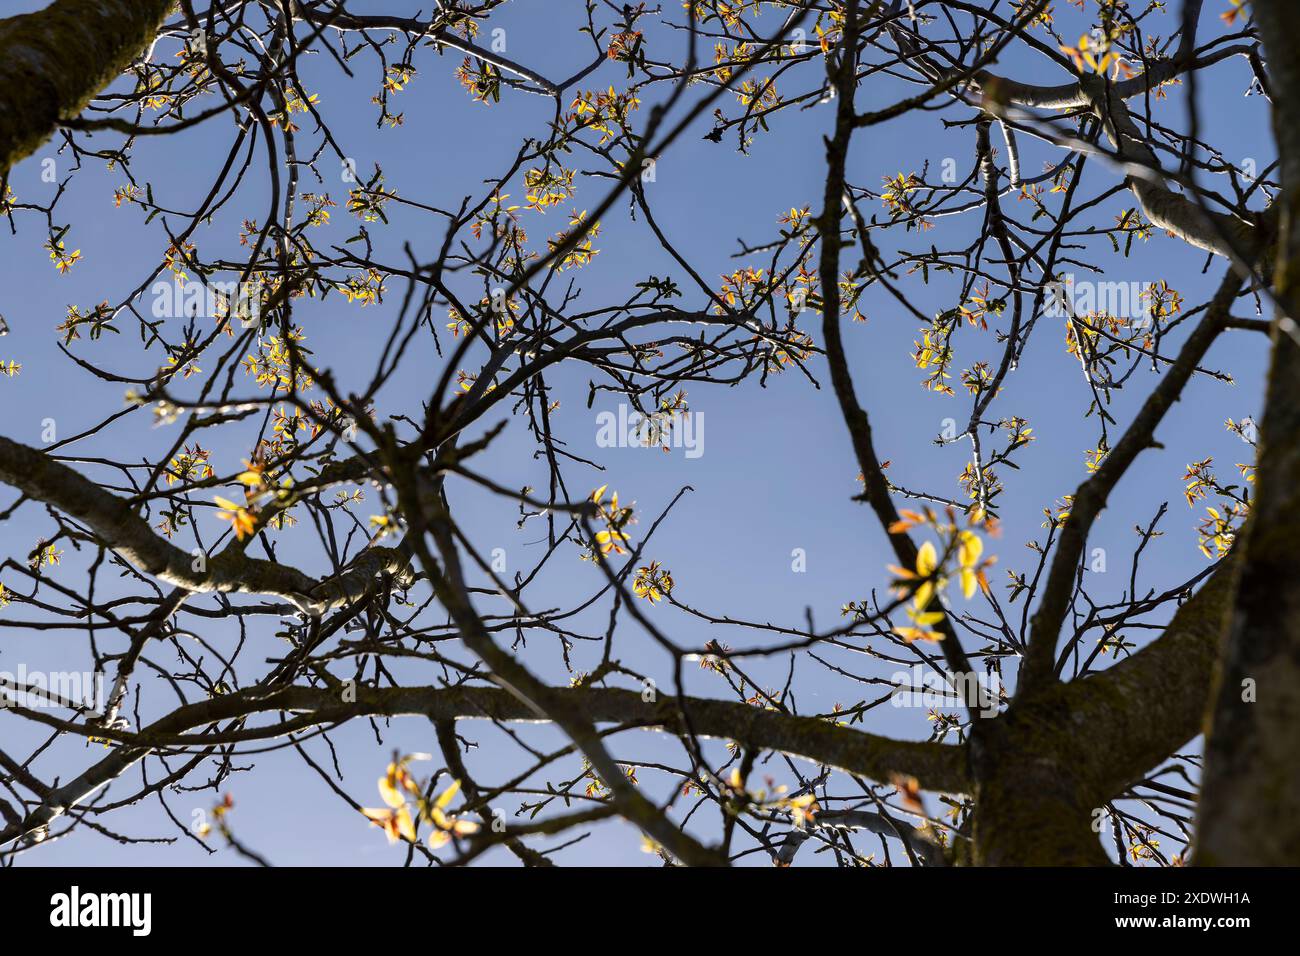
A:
0;1;1274;865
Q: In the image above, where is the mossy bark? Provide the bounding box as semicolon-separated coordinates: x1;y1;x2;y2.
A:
0;0;175;174
1196;0;1300;866
970;702;1110;866
969;560;1238;865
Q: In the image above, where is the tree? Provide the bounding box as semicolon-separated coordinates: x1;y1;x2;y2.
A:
1194;0;1300;866
0;0;1292;867
0;0;175;174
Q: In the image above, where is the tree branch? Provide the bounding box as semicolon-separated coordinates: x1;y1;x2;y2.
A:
0;683;968;848
0;0;174;173
1019;268;1242;695
0;434;407;613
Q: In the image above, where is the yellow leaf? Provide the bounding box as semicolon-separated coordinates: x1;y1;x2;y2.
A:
434;779;462;810
916;541;937;577
960;567;978;600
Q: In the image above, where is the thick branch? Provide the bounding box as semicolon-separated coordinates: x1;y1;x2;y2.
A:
0;434;406;613
968;551;1239;865
1019;269;1241;695
1058;555;1239;800
1196;0;1300;866
1087;78;1263;262
968;1;1262;263
0;0;174;173
0;683;968;848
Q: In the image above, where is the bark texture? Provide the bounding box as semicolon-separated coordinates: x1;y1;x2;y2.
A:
970;558;1238;865
1196;0;1300;866
0;0;174;174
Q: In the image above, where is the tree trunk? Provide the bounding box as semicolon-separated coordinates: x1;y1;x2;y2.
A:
970;698;1109;866
0;0;174;174
1196;0;1300;865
